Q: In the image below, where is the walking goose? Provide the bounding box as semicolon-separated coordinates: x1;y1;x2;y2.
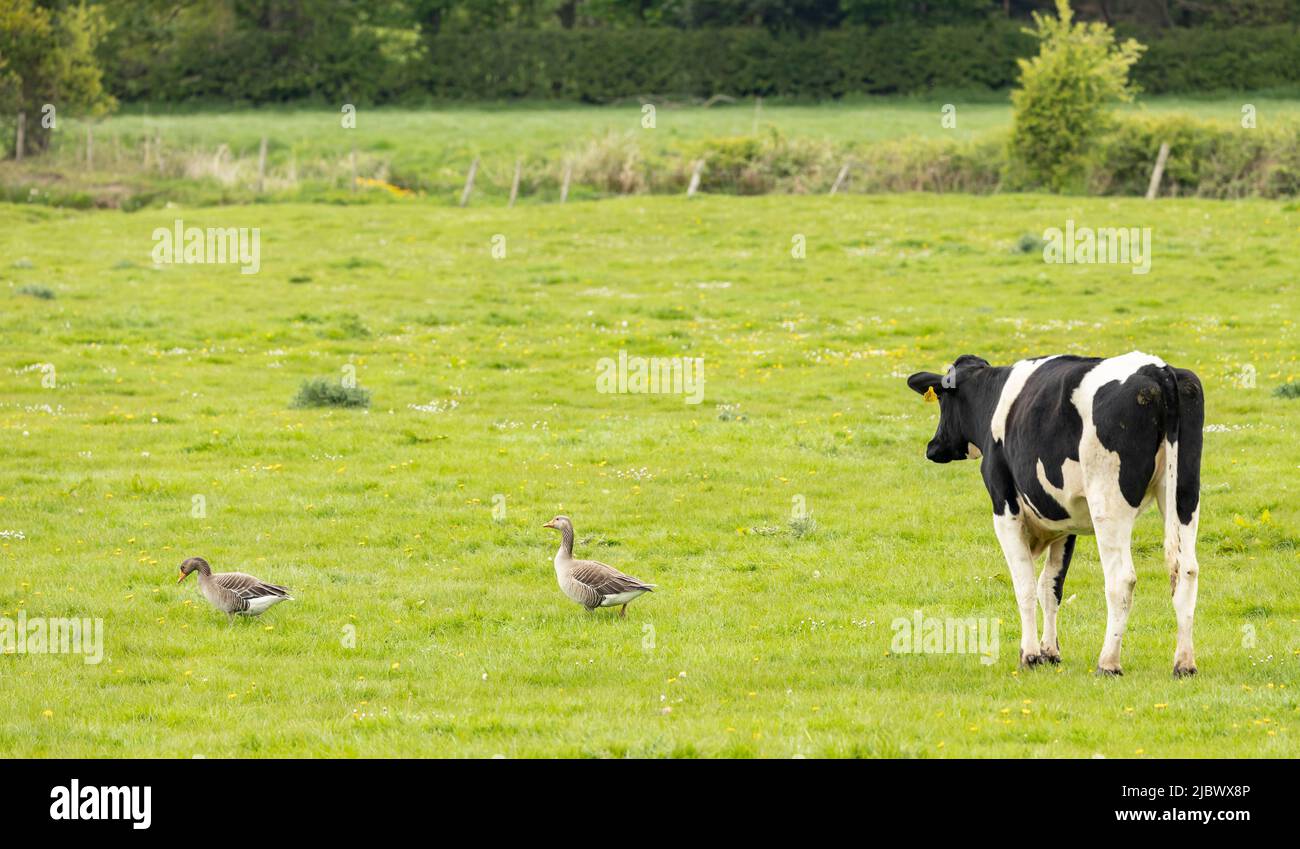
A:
543;516;655;617
176;556;293;621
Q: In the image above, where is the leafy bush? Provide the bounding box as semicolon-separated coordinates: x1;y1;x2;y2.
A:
691;132;840;195
571;132;647;195
1089;116;1300;198
1009;1;1145;192
1015;233;1046;254
849;135;1005;194
678;130;1003;196
17;284;55;299
291;378;370;409
1274;383;1300;400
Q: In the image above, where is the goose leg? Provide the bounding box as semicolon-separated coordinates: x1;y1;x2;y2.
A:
619;604;627;618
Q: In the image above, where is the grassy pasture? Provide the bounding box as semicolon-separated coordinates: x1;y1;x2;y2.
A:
55;94;1300;161
0;192;1297;757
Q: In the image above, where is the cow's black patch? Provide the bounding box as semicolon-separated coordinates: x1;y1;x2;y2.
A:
1002;356;1098;520
1094;364;1168;508
981;442;1019;516
1172;368;1204;524
1054;535;1076;604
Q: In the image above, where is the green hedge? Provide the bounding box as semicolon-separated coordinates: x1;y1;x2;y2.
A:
676;117;1300;199
1131;25;1300;94
412;24;1300;102
109;23;1300;104
416;24;1036;100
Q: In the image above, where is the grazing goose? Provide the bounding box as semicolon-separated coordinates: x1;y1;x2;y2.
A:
176;556;293;622
543;516;655;617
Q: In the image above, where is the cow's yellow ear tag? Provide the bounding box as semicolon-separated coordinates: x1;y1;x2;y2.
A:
923;386;938;403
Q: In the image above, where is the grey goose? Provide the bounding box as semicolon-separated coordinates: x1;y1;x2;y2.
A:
177;556;293;622
543;516;655;617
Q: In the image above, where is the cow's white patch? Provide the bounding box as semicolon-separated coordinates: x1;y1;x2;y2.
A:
992;510;1042;662
1070;351;1165;525
1036;537;1071;660
1171;505;1200;673
990;356;1059;443
1031;457;1090;533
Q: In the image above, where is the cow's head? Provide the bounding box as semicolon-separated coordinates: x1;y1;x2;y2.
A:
907;355;990;464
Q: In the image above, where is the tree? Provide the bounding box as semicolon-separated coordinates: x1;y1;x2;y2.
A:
0;0;116;154
1008;0;1144;191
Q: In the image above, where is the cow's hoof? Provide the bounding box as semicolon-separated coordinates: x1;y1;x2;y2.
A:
1039;645;1062;665
1095;666;1123;677
1173;664;1197;679
1020;651;1047;668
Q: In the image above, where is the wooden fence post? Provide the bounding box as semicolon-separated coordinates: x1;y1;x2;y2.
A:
560;162;572;204
15;112;25;161
460;157;479;207
1145;141;1170;200
350;145;357;192
829;163;850;195
508;158;522;207
686;159;704;197
86;126;93;169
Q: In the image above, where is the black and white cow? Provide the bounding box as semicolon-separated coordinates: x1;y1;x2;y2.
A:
907;352;1203;677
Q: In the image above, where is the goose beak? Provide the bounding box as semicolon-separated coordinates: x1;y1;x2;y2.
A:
542;520;556;529
176;570;188;584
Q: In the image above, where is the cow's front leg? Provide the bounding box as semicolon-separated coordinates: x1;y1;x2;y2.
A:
1036;535;1075;663
993;510;1043;667
1094;515;1139;675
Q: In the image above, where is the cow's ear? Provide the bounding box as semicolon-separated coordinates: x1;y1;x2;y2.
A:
907;371;944;396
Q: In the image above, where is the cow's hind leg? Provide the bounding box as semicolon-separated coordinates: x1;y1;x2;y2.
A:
1156;464;1201;677
1094;511;1140;675
1165;370;1203;678
993;510;1044;668
1170;509;1199;676
1037;535;1075;663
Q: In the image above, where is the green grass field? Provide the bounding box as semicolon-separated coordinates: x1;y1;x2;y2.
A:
1;192;1297;757
56;93;1300;161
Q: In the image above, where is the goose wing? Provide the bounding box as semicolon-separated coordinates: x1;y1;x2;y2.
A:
569;559;654;598
212;571;291;600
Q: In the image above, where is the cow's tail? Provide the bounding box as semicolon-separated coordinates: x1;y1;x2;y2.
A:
1158;365;1181;593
